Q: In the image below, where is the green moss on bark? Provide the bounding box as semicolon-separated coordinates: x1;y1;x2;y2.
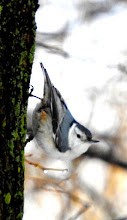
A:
4;193;11;205
0;0;39;219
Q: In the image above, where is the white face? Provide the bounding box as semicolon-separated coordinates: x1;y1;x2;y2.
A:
74;126;88;142
68;123;92;159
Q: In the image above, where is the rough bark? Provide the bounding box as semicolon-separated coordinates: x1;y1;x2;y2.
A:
0;1;38;219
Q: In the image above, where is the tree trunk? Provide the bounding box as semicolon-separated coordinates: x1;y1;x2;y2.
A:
0;1;38;219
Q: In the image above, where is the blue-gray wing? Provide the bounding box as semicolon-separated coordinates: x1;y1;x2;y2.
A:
41;63;71;152
55;110;75;152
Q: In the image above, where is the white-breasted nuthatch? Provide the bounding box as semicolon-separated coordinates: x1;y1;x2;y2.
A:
31;63;99;161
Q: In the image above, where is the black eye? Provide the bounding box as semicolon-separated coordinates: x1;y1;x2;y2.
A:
77;134;81;138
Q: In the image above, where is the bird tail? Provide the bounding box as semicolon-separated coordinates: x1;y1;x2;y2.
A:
40;62;67;133
40;62;52;104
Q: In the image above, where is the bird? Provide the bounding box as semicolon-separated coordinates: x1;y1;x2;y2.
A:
31;63;99;161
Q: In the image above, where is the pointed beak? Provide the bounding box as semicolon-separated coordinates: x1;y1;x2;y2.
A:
91;139;99;143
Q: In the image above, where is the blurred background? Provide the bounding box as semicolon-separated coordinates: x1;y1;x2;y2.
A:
24;1;127;219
